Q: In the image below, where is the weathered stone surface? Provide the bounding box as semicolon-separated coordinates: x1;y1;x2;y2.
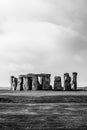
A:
28;77;32;90
15;78;18;90
37;77;43;90
64;73;71;91
54;76;62;90
41;74;51;90
10;76;14;90
27;74;42;90
10;76;17;91
23;77;26;90
17;76;23;91
72;72;77;90
32;76;39;90
22;75;33;90
23;77;29;90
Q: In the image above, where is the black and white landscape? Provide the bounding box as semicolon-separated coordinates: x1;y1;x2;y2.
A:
0;0;87;129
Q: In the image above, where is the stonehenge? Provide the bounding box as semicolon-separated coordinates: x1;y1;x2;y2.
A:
10;72;78;91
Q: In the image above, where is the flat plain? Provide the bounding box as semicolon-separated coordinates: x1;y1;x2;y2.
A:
0;90;87;130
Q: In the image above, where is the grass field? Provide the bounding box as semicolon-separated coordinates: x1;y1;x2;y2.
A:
0;90;87;130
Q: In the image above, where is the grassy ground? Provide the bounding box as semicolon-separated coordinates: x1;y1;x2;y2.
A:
0;91;87;130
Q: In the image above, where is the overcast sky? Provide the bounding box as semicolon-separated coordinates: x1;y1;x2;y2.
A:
0;0;87;87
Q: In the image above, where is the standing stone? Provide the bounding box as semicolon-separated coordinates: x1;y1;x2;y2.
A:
10;76;14;90
32;76;39;90
23;76;26;90
26;77;29;90
17;76;23;91
38;76;43;90
15;77;18;90
42;74;52;90
12;77;17;91
37;76;43;90
54;76;62;91
64;73;71;91
28;77;32;90
23;76;30;90
72;72;77;91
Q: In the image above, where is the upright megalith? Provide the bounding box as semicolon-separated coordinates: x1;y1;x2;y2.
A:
23;76;26;90
72;72;77;90
23;76;30;90
26;73;41;90
64;73;71;91
10;76;17;91
37;76;43;90
28;77;32;90
54;76;62;90
39;74;52;90
10;76;14;90
17;75;23;91
23;74;33;90
32;75;39;90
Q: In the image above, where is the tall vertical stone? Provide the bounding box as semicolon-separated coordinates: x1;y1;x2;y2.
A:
26;77;30;90
72;72;77;90
11;77;17;91
15;77;18;90
17;76;23;91
64;73;71;91
38;76;43;90
54;76;62;90
23;76;30;90
23;76;26;90
28;77;32;90
10;76;14;90
32;75;39;90
42;74;52;90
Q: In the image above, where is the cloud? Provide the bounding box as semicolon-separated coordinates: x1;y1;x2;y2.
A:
0;0;52;23
0;0;87;86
